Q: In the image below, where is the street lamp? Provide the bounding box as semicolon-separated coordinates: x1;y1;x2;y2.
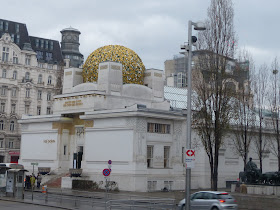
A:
181;20;206;210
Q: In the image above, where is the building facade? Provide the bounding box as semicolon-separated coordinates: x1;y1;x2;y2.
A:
0;19;66;163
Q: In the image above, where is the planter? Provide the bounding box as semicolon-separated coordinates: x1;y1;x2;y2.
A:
69;168;82;177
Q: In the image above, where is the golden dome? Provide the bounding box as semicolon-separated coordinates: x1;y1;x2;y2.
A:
82;45;145;84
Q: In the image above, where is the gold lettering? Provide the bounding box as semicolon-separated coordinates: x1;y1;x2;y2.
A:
65;71;72;76
111;65;121;70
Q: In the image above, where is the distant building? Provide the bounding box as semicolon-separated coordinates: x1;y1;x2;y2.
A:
165;50;250;94
60;27;84;68
0;19;82;163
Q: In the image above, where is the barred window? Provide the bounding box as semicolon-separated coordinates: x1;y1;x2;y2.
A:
147;145;154;168
147;123;170;134
164;146;170;168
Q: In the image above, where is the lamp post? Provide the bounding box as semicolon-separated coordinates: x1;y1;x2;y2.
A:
181;20;206;210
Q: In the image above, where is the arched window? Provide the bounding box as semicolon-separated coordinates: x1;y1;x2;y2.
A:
0;120;4;130
2;69;6;78
25;72;30;80
47;75;52;85
47;92;51;101
38;74;42;84
13;71;17;80
10;121;14;131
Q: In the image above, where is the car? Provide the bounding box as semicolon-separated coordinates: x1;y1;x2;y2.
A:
178;191;238;210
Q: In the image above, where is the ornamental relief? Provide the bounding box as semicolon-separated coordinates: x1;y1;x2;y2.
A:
136;118;146;133
174;121;182;135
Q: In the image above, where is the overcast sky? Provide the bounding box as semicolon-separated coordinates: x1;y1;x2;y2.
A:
1;0;279;71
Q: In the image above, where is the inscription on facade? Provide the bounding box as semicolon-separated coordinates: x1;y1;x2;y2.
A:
63;100;83;107
111;65;121;70
65;71;72;76
154;73;162;77
43;140;56;143
100;65;108;70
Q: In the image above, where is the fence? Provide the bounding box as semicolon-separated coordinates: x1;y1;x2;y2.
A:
0;188;176;210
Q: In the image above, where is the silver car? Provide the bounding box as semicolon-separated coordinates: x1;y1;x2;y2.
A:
178;191;238;210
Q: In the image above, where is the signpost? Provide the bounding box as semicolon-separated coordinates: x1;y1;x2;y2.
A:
103;160;112;203
185;149;195;169
31;162;39;174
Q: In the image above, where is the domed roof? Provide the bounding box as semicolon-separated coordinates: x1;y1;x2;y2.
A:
82;45;145;84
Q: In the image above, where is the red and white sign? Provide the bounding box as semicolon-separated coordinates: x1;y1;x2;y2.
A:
9;151;20;155
185;149;195;169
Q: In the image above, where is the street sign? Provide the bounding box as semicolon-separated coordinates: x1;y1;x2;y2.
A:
103;168;111;176
185;149;195;169
31;162;39;166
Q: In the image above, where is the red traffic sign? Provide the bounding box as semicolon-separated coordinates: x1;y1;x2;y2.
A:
108;160;112;164
186;149;195;157
103;168;111;176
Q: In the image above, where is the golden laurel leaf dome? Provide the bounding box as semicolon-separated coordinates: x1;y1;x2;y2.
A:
82;45;145;84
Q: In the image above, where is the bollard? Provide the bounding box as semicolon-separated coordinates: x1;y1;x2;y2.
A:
42;185;48;203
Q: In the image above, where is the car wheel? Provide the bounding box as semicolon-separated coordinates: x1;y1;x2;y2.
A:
211;207;219;210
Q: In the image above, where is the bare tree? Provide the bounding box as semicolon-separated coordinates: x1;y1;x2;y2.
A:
267;57;280;171
231;51;255;171
252;64;269;173
193;0;237;190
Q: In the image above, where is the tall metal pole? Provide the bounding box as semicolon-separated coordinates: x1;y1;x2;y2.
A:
185;20;193;210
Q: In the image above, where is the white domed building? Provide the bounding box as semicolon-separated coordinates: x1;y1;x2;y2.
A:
18;45;188;192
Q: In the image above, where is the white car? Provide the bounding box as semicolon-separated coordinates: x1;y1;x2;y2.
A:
178;191;238;210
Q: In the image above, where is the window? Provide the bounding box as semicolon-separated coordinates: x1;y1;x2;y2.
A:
50;41;53;50
47;92;51;101
0;21;3;30
0;120;4;130
13;51;18;64
37;106;41;115
4;22;8;31
1;86;7;95
16;35;20;44
35;39;39;48
25;55;31;65
147;145;154;168
10;121;14;131
25;105;29;114
2;69;6;78
0;140;3;148
47;76;52;85
11;104;16;114
46;107;51;115
147;123;170;134
164;146;170;168
37;90;42;100
11;88;16;97
36;51;43;60
40;40;44;49
15;24;19;33
38;63;44;68
47;64;53;69
46;52;53;62
2;47;9;62
8;141;13;149
25;72;30;80
38;74;43;83
11;34;14;42
26;89;30;98
13;71;17;80
0;103;5;112
45;40;48;49
64;145;67;155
